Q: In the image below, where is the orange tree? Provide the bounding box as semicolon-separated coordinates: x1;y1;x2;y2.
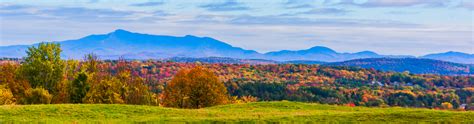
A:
162;66;228;108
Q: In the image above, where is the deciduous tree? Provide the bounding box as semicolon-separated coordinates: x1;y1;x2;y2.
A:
162;67;228;108
0;63;30;100
19;42;65;94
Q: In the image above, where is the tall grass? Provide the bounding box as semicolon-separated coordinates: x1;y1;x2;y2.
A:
1;101;472;123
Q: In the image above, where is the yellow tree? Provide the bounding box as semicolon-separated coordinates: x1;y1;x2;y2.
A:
0;63;30;100
0;85;15;105
162;67;228;108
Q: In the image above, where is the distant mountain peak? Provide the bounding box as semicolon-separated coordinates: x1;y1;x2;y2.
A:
355;51;378;55
444;51;469;55
424;51;472;57
113;29;131;33
108;29;134;36
421;51;474;64
184;35;198;38
307;46;336;53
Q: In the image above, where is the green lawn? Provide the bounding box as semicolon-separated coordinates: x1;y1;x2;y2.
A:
0;101;473;123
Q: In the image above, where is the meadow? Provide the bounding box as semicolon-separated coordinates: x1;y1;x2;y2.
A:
1;101;473;123
1;44;473;123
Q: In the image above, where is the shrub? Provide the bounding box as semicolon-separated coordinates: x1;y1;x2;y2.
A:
229;95;258;104
0;85;16;105
241;95;258;103
83;77;124;104
365;99;385;107
22;87;52;104
441;102;453;109
162;67;229;108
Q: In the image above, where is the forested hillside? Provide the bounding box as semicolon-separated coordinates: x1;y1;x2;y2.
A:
326;58;473;75
1;43;473;110
164;57;473;75
2;56;473;109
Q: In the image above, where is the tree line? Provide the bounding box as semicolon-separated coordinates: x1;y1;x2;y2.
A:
0;43;230;108
1;42;473;110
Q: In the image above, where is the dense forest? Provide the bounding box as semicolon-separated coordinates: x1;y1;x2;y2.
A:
0;43;473;110
327;58;473;75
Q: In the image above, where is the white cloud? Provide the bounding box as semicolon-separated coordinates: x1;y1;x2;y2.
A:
199;0;250;11
0;1;472;56
332;0;451;7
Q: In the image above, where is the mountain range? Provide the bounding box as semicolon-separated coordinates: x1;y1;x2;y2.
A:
1;29;473;64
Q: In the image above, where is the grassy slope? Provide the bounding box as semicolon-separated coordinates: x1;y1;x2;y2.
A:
1;101;473;123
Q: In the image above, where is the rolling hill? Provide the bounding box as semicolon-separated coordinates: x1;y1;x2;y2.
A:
166;57;278;64
422;51;474;64
161;57;473;75
263;47;386;62
326;58;473;75
164;57;329;65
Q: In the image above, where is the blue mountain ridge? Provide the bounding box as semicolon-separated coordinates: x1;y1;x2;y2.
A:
0;29;472;64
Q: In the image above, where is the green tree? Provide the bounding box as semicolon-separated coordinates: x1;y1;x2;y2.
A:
387;91;417;107
84;53;99;73
162;67;229;109
19;42;65;93
69;72;90;103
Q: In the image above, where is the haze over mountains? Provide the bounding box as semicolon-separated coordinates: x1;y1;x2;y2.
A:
1;29;473;64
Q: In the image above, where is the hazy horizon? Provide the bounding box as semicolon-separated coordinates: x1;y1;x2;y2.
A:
1;28;472;57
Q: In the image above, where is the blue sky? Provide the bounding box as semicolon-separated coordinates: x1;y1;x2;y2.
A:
0;0;472;55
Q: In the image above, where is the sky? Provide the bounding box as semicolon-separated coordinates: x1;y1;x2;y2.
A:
0;0;473;56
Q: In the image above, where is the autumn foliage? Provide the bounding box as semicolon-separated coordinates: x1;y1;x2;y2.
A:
0;43;473;110
162;67;229;108
0;85;15;105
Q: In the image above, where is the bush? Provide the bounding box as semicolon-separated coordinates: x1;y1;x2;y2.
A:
441;102;453;109
0;85;16;105
21;87;52;104
83;77;124;104
365;99;385;107
241;95;258;103
162;67;229;108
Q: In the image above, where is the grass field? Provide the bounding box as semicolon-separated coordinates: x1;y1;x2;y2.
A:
1;101;473;123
